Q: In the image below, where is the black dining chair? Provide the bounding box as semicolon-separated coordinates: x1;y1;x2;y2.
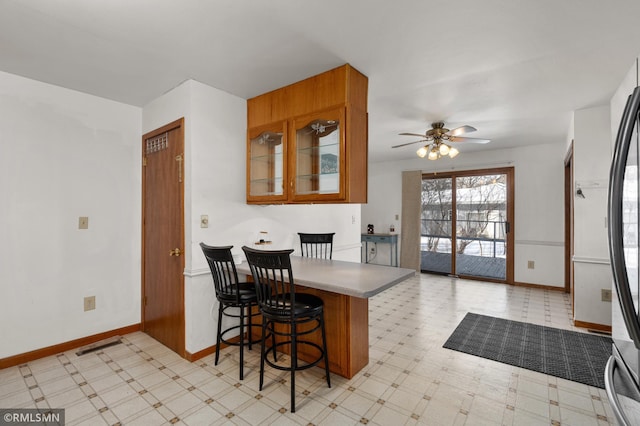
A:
241;246;331;413
200;243;260;380
298;232;335;259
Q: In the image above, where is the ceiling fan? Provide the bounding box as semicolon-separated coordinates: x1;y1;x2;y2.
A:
392;122;490;160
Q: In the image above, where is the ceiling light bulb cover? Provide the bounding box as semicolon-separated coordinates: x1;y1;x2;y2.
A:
416;146;428;158
427;149;439;160
439;143;450;155
448;147;459;158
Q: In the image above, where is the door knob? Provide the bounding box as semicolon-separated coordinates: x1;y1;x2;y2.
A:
169;248;182;256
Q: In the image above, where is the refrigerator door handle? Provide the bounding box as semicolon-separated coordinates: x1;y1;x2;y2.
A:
608;86;640;348
605;355;634;426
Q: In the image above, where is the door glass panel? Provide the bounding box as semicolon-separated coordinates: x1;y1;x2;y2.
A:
455;174;507;280
296;119;340;195
248;130;284;196
421;178;453;274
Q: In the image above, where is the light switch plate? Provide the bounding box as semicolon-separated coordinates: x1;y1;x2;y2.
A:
79;217;89;229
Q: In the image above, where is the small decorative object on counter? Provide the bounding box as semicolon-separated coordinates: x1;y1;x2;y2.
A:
390;224;395;233
255;231;272;245
367;224;374;234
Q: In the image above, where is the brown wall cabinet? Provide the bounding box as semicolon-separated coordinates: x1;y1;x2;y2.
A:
247;64;368;204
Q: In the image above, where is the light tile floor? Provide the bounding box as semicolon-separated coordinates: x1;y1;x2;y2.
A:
0;274;614;425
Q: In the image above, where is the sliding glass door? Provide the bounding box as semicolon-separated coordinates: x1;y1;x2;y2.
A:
421;168;514;282
421;177;453;274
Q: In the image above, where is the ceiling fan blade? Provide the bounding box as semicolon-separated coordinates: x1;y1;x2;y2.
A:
447;125;477;137
398;132;427;138
392;139;427;148
449;136;491;144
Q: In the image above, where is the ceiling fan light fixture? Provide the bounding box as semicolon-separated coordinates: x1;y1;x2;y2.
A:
394;122;487;160
427;148;439;160
416;146;428;158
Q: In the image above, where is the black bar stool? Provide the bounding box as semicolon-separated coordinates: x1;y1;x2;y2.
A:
200;243;260;380
241;246;331;413
298;232;335;259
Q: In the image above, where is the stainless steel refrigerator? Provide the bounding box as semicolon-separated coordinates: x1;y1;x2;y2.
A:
606;85;640;425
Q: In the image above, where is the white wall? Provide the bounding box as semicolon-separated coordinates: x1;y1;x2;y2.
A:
572;105;612;326
143;80;363;355
611;58;638;144
0;71;142;358
363;142;566;287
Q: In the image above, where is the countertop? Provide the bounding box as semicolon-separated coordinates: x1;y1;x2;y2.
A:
236;255;415;298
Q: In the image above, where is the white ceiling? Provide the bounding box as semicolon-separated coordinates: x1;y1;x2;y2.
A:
2;0;640;162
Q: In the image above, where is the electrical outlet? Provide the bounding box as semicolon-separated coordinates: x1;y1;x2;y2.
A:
527;260;535;269
84;296;96;311
602;289;612;302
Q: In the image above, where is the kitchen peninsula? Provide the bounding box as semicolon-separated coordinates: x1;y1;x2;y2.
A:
236;256;415;378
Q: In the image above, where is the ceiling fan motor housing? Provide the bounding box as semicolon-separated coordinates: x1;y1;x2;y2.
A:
428;122;449;140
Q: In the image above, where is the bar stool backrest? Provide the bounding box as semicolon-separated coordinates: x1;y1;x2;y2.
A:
199;243;241;303
242;247;296;317
298;232;335;259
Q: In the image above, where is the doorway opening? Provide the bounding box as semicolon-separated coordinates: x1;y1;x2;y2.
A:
421;167;514;283
564;141;574;311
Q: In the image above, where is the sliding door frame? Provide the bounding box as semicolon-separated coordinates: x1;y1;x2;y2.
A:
422;167;515;284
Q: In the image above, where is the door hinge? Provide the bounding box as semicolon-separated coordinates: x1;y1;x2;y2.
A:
143;296;147;306
143;157;147;166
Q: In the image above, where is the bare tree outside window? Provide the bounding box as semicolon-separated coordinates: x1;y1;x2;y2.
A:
421;178;452;253
455;175;506;255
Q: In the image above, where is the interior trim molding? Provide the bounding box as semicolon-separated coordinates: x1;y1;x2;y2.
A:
574;320;612;333
0;323;141;369
334;243;363;252
513;281;566;292
418;160;514;173
572;256;610;265
185;335;242;363
186;243;363;278
185;267;210;278
185;345;216;363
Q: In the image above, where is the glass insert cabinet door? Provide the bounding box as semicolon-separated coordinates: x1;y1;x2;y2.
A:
291;108;345;201
247;122;287;201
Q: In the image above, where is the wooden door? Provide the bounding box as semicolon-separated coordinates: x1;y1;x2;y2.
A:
142;118;185;356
